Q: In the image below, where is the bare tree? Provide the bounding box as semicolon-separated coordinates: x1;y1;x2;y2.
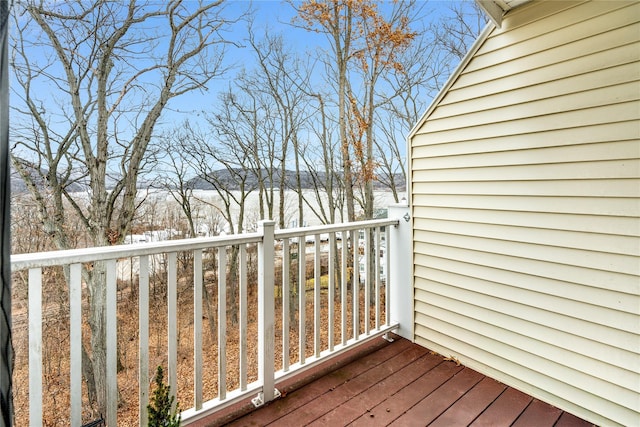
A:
294;0;419;221
432;0;486;62
345;1;418;219
10;0;236;416
246;25;313;229
375;0;485;203
210;82;276;221
178;117;257;326
377;29;440;203
155;125;223;347
157;127;199;238
293;0;358;222
294;0;421;300
300;92;345;224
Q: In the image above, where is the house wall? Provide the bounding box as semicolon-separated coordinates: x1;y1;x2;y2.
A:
409;1;639;425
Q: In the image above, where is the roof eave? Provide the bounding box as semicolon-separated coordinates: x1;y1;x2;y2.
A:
476;0;505;28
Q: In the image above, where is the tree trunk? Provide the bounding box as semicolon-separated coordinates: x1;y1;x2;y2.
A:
87;260;109;417
228;246;239;326
81;344;98;415
203;282;217;347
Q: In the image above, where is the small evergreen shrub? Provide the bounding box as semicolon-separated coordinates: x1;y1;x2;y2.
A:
148;366;181;427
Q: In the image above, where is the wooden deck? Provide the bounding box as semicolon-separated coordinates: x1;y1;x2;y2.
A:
191;334;596;427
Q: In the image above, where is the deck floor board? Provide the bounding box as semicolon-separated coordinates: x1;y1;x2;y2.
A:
307;352;441;426
197;335;596;427
389;367;485;426
430;376;508;427
270;342;429;426
470;386;533;426
350;357;463;426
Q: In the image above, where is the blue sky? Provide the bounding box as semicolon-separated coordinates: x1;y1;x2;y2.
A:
166;0;482;119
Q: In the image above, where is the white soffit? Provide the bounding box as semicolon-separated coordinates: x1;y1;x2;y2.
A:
476;0;532;27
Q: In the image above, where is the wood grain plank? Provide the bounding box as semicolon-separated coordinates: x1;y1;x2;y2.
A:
430;376;508;427
350;360;464;427
512;399;563;427
470;386;533;427
269;344;428;426
389;367;484;426
555;411;598;427
224;338;412;427
308;352;443;426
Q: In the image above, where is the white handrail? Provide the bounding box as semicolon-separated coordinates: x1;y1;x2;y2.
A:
10;233;263;270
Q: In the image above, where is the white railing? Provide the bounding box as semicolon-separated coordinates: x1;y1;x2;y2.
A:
11;215;408;426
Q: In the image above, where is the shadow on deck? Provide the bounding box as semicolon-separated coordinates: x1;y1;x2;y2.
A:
190;334;596;427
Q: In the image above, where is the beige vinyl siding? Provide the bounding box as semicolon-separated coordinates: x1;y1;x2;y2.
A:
410;1;639;426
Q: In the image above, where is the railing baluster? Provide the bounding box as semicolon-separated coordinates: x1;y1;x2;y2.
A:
139;255;150;427
239;244;248;390
106;259;118;426
314;234;321;358
385;225;391;327
298;238;305;365
341;235;347;346
328;233;335;352
167;252;178;410
282;239;290;372
352;231;359;340
193;250;203;410
28;267;42;427
375;227;381;331
364;230;371;336
69;263;82;427
218;246;227;400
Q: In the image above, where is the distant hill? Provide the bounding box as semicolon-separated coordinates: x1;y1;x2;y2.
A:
187;169;320;191
187;168;406;192
11;162;405;194
10;166;28;193
9;161;86;194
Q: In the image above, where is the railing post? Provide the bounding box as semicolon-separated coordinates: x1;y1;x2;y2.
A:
253;220;280;407
388;204;414;341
